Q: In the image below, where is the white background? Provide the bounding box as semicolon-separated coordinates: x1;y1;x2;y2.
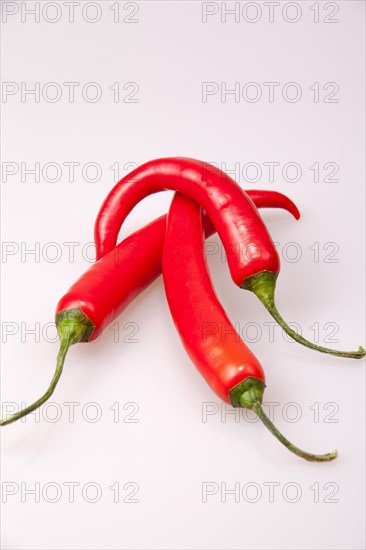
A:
1;1;365;549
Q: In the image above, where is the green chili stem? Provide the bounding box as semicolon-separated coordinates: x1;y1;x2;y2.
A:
232;377;338;463
267;302;365;359
0;338;70;427
1;309;95;427
252;402;337;462
243;271;365;359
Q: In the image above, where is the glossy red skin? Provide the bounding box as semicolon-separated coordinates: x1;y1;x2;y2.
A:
95;158;282;286
56;216;166;340
57;191;299;341
163;194;265;404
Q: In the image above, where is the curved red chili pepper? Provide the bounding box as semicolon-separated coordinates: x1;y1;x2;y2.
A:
163;193;337;462
0;191;295;426
94;157;365;359
95;158;280;282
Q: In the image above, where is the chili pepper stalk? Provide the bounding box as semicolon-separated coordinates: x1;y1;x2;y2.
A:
243;271;365;359
0;309;94;427
230;378;337;462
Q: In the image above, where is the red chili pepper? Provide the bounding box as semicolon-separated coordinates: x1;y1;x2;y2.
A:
0;191;296;426
94;157;365;359
163;194;337;462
